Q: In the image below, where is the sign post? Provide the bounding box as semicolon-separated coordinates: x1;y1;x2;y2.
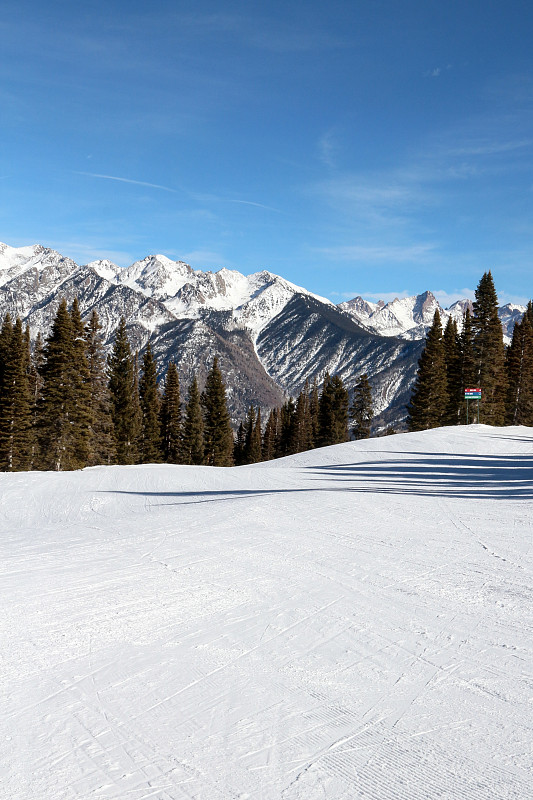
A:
464;387;481;424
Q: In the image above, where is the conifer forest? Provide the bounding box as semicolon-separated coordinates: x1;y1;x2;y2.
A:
0;271;530;472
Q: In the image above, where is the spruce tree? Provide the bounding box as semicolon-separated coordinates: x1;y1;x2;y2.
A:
233;421;246;465
350;373;373;439
506;307;533;425
472;271;507;424
182;375;204;465
37;299;89;470
85;310;115;465
458;307;476;424
291;384;313;453
160;361;182;463
202;357;234;466
68;299;92;466
407;309;447;431
0;318;33;470
262;408;279;461
0;314;13;393
139;342;162;463
309;378;320;447
442;317;461;425
278;397;296;455
318;373;349;446
243;406;262;463
108;317;140;464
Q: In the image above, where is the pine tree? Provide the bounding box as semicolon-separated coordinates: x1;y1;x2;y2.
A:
85;310;115;465
233;421;246;465
160;362;182;463
350;373;373;439
472;271;507;424
108;317;139;465
309;378;320;447
291;384;313;453
0;314;13;393
318;373;349;446
278;397;296;455
68;299;92;466
202;358;234;466
0;318;33;470
407;309;447;431
458;307;476;424
442;317;461;425
139;342;162;463
37;299;89;470
243;406;262;463
262;408;279;461
182;375;204;465
506;306;533;425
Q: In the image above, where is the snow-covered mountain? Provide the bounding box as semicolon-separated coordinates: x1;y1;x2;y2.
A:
340;290;524;343
0;242;525;428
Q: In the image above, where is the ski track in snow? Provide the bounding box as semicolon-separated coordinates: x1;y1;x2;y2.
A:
1;425;532;799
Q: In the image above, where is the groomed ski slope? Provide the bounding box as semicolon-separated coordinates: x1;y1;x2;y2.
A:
1;426;532;800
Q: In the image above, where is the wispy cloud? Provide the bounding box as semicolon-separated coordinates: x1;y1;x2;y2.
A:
431;289;475;306
194;192;281;213
317;243;436;263
76;172;177;193
49;241;135;267
318;129;338;168
182;249;228;268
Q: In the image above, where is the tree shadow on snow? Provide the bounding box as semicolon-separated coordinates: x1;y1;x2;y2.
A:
306;452;533;499
104;452;533;503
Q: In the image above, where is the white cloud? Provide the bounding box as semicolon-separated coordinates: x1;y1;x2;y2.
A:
316;243;436;262
50;241;135;267
76;172;177;193
181;249;228;269
431;289;475;306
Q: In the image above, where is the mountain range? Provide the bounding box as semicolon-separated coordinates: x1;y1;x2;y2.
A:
0;242;525;429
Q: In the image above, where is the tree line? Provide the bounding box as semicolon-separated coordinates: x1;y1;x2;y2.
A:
0;298;375;471
234;372;374;465
407;271;533;430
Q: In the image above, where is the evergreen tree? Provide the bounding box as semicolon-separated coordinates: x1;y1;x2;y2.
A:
262;408;279;461
108;317;139;464
233;421;246;465
472;271;507;424
0;314;13;393
309;378;320;447
85;310;115;465
202;358;234;466
506;306;533;425
442;317;461;425
243;405;262;463
182;375;204;465
139;342;162;463
29;332;45;467
318;373;349;446
458;307;476;423
0;318;33;470
278;397;296;455
68;299;92;465
291;384;313;453
350;373;373;439
407;310;447;431
160;362;182;463
37;299;89;470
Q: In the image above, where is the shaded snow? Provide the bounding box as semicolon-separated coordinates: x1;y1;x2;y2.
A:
2;426;531;799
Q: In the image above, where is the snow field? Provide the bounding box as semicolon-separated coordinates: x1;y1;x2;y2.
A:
1;426;532;799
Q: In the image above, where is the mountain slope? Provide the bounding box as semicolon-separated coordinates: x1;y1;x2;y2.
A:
0;242;524;427
2;425;531;799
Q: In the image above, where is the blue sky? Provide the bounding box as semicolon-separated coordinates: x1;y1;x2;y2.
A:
1;0;533;305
